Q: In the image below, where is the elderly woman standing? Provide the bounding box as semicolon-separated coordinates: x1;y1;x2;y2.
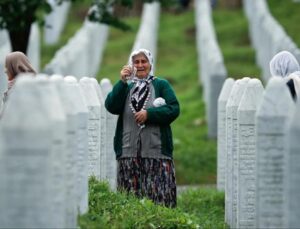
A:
269;50;300;100
3;51;36;102
105;48;180;207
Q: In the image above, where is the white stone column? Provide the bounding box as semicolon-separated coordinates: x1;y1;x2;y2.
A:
90;78;107;181
100;78;117;191
64;76;89;216
225;77;249;227
217;78;235;191
0;75;54;228
237;79;264;228
79;77;102;179
255;77;295;228
35;74;67;228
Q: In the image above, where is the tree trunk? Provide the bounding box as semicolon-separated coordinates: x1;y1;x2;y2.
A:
8;24;31;54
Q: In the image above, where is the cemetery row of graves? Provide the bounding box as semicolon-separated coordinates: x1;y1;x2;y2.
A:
0;74;118;228
217;76;300;228
216;1;300;228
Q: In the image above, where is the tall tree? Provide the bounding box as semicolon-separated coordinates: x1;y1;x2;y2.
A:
0;0;171;54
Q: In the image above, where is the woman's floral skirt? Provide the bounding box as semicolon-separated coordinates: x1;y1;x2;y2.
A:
117;157;177;208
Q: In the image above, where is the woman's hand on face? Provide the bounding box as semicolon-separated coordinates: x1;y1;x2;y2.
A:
134;109;147;125
120;65;132;82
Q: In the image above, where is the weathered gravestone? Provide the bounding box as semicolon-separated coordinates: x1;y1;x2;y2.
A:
35;75;67;228
237;78;264;228
50;74;78;222
225;77;249;227
51;74;89;217
100;78;117;191
90;78;107;181
217;77;235;191
286;97;300;228
79;77;101;180
195;0;227;138
255;76;294;228
0;75;57;228
64;76;89;216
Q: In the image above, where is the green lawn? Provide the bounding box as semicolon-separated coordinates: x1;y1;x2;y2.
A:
79;177;227;228
267;0;300;48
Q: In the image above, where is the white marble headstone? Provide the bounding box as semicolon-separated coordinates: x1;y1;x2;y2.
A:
237;78;264;228
286;98;300;228
225;77;249;227
0;75;54;228
79;77;101;179
50;74;85;222
90;78;107;181
255;76;295;228
64;76;89;216
217;78;235;191
35;74;67;228
100;78;117;191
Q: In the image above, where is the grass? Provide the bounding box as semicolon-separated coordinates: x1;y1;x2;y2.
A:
78;177;227;228
267;0;300;48
212;6;261;80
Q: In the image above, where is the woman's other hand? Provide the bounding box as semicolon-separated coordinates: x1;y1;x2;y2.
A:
134;109;147;125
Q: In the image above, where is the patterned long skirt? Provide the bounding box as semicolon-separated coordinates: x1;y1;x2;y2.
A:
117;157;177;208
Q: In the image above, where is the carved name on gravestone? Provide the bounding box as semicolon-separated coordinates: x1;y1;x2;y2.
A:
217;78;235;191
100;78;117;191
90;78;107;181
237;78;264;229
80;77;101;180
65;76;89;215
256;77;294;228
0;76;54;228
225;77;249;227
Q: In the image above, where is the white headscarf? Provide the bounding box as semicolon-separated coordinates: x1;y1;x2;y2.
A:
128;48;154;76
269;51;300;78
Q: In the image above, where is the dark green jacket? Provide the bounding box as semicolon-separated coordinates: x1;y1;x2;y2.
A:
105;77;180;159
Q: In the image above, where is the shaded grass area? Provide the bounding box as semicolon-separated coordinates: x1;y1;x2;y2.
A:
267;0;300;48
213;7;261;80
79;177;226;228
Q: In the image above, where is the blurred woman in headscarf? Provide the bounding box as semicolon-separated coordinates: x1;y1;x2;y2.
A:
269;50;300;101
105;48;180;207
4;51;36;102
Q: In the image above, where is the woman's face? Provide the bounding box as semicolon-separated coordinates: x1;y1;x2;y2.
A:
132;53;151;79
